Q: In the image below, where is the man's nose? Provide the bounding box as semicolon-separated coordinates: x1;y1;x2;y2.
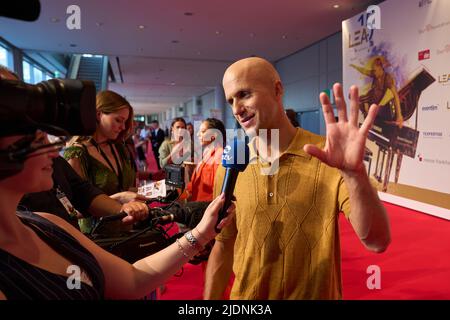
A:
232;101;245;117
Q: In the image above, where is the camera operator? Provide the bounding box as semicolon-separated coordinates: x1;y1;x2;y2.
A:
0;66;235;300
0;66;149;231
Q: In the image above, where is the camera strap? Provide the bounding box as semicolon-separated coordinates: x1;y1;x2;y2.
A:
90;139;124;191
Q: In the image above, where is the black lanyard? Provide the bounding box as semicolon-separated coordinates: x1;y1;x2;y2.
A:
90;139;125;191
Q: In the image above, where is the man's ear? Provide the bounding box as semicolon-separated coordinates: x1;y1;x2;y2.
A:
96;111;102;123
275;81;284;100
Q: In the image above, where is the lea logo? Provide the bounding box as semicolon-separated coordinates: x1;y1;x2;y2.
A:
418;49;430;61
348;7;380;49
348;29;373;49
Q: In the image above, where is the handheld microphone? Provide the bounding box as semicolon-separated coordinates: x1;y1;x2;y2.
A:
215;137;249;232
154;201;211;228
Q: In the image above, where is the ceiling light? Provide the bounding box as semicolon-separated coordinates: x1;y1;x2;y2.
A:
184;12;194;16
171;40;179;44
170;82;176;86
215;30;222;35
138;25;145;30
69;44;77;47
282;35;288;40
50;17;60;23
333;4;340;9
96;22;104;27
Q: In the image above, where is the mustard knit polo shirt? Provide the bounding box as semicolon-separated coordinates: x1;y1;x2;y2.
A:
214;128;351;299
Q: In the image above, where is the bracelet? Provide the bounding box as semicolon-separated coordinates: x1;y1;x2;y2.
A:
184;230;204;251
175;238;190;258
193;228;207;242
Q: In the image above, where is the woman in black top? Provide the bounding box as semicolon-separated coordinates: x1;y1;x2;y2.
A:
0;129;234;300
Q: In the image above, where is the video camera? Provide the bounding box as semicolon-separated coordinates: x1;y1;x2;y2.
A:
0;77;97;179
90;201;211;264
164;164;185;189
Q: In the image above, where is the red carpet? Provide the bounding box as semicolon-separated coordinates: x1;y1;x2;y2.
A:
341;202;450;300
160;202;450;300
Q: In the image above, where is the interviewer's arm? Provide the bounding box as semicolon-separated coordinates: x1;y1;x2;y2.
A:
37;194;235;299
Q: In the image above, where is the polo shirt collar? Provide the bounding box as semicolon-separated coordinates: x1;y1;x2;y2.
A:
248;128;312;163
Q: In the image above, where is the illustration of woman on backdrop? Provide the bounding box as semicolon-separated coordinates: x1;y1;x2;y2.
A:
350;55;403;128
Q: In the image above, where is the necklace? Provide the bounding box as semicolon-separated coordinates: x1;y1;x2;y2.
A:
89;138;125;191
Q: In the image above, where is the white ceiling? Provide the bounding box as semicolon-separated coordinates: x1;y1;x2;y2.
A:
0;0;380;114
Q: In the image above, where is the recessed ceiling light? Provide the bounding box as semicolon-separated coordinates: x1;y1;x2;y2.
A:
333;4;340;9
215;30;222;35
184;12;194;16
282;35;288;40
197;51;201;55
249;32;256;38
69;44;77;47
96;22;104;27
50;17;60;23
170;82;176;86
171;40;179;44
138;25;145;30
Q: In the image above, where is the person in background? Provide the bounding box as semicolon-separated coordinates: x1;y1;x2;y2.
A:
150;120;166;169
285;108;299;127
64;91;143;234
139;125;151;140
184;118;225;202
158;117;190;168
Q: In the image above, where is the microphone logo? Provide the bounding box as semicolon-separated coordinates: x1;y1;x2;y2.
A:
222;145;232;162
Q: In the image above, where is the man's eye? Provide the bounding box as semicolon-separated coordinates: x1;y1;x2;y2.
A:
240;91;250;98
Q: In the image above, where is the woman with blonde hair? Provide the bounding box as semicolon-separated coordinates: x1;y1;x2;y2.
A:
64;90;144;233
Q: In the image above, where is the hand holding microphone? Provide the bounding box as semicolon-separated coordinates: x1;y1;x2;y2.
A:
194;193;236;245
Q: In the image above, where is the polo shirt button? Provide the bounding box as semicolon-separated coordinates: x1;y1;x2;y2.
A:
269;192;274;197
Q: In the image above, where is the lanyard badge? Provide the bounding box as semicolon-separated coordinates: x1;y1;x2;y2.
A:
55;186;80;220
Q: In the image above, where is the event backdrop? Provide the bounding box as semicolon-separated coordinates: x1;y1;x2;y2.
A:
342;0;450;220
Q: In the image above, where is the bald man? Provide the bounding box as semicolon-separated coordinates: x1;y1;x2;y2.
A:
204;57;391;300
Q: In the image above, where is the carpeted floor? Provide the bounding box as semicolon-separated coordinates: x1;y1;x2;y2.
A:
160;202;450;300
